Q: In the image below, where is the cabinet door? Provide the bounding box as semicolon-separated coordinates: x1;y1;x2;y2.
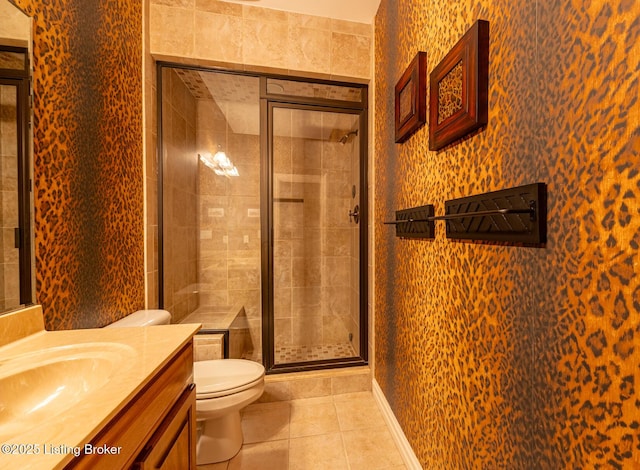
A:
135;384;197;470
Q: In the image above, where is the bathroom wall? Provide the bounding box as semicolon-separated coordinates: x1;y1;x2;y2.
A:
148;0;371;81
375;0;640;468
13;0;145;329
162;69;199;324
272;129;357;356
196;90;262;359
0;85;19;310
146;0;372;346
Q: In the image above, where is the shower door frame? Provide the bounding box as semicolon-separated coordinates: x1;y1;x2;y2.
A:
260;77;369;374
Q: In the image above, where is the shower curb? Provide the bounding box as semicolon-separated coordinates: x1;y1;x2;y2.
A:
372;379;422;469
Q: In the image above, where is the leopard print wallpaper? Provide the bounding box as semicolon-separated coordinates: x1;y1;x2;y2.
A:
375;0;640;468
11;0;145;329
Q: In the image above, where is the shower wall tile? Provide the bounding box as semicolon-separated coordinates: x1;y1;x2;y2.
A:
151;0;194;7
330;33;371;79
149;5;194;58
289;13;333;31
200;265;228;290
242;20;289;69
242;4;288;23
322;287;351;317
292;233;320;258
149;0;371;79
195;0;242;16
322;314;350;344
292;316;323;346
274;288;292;318
292;287;321;310
275;318;293;345
330;19;372;37
227;258;261;290
194;12;243;63
292;256;321;287
288;27;332;73
322;258;350;288
199;290;228;307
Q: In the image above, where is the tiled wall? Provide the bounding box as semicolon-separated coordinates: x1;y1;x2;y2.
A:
14;0;145;329
0;85;20;310
162;69;199;324
375;0;640;467
148;0;371;81
196;91;262;359
144;0;159;310
273;130;358;353
145;0;372;339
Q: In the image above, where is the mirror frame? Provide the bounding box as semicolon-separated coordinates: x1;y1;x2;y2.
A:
0;0;34;311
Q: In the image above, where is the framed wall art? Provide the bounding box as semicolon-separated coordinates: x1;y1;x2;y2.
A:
429;20;489;151
395;51;427;143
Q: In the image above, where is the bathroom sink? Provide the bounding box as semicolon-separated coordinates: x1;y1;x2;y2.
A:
0;342;136;439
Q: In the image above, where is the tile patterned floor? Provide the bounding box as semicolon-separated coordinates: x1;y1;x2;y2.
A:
274;343;357;364
197;391;406;470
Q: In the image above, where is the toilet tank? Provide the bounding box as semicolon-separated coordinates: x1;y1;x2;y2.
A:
107;309;172;327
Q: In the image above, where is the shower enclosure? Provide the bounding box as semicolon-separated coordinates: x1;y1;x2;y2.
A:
158;66;368;373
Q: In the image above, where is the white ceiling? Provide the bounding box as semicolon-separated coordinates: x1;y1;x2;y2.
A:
217;0;382;24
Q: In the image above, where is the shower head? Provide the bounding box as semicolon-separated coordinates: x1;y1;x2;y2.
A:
339;129;359;144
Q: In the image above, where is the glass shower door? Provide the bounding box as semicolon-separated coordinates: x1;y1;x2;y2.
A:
269;105;362;366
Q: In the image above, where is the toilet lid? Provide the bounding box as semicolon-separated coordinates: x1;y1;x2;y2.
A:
194;359;265;399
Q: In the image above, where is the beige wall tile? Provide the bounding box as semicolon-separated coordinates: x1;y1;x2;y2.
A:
242;19;288;69
194;12;243;63
331;32;371;79
149;5;194;57
331;372;371;395
151;0;194;7
288;378;332;400
330;19;372;37
289;12;332;30
196;0;242;16
243;4;288;23
291;315;322;346
288;26;332;73
258;380;294;403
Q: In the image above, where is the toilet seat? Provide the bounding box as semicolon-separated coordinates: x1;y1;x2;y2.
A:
194;359;265;399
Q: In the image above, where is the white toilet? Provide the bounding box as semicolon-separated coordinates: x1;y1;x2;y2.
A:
107;310;265;464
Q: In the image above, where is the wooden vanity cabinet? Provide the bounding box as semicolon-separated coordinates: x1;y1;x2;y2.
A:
133;384;196;469
68;341;197;470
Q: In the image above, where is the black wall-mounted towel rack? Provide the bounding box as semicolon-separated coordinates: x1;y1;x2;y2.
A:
384;183;547;244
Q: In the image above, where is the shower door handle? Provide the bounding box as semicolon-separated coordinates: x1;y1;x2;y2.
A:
349;205;360;224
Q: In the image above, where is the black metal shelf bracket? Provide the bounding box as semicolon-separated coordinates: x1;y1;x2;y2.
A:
384;183;547;244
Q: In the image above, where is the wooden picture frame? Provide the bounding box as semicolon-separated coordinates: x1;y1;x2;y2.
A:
395;51;427;143
429;20;489;151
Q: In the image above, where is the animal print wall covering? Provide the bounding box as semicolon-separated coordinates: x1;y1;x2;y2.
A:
12;0;145;329
375;0;640;467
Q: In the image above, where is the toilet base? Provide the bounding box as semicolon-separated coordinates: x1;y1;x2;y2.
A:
196;410;243;465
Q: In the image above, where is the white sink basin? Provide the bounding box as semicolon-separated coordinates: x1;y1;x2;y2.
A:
0;342;136;439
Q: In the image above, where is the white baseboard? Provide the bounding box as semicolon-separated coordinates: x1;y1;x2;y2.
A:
372;379;422;470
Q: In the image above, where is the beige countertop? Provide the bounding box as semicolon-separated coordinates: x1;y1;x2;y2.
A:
0;306;200;470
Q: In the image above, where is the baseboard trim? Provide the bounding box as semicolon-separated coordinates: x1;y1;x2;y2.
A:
372;379;422;469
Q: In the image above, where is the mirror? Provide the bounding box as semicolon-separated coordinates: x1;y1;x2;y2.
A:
0;0;34;313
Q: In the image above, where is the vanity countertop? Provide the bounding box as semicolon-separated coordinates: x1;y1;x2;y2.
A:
0;305;200;470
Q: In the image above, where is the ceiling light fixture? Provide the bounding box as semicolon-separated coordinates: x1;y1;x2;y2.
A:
199;145;239;177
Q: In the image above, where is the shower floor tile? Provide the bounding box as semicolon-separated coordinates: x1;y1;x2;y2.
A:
274;343;357;364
